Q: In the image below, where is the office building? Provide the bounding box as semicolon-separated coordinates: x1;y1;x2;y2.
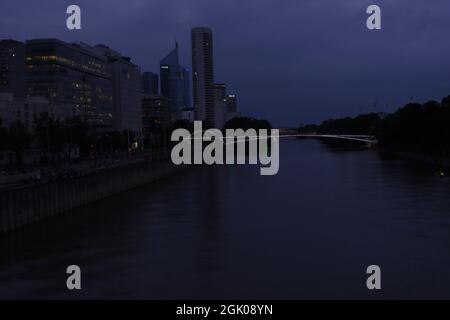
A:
25;39;114;129
0;40;26;98
142;94;170;149
142;71;158;95
191;27;214;127
0;92;50;131
213;83;228;129
226;94;237;113
94;44;142;135
180;107;195;122
225;93;240;122
160;43;190;118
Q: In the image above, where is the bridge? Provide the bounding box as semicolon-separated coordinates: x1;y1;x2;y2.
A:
295;134;378;145
186;127;378;145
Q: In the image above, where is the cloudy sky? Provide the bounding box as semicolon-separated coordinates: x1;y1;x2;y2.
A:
1;0;450;126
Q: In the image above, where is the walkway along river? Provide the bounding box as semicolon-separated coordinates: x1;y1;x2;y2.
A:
0;158;184;233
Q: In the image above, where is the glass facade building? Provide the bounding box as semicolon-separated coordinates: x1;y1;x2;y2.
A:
25;39;113;129
142;72;158;95
160;44;190;117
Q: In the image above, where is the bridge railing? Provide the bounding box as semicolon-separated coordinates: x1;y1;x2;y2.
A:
296;134;377;144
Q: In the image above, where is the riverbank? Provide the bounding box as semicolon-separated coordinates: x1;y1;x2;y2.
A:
0;158;185;234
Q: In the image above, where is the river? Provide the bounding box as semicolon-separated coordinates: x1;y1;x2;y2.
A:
1;138;450;299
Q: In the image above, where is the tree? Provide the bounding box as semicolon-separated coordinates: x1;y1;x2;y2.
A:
298;124;319;134
301;97;450;156
33;113;65;154
223;116;272;131
64;116;96;153
7;120;31;165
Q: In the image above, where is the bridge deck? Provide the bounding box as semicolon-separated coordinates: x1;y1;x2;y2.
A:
296;134;377;144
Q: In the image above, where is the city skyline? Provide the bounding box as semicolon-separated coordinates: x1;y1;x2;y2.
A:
2;0;450;127
3;1;450;303
0;35;237;131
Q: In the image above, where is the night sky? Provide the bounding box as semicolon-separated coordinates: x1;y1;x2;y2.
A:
1;0;450;127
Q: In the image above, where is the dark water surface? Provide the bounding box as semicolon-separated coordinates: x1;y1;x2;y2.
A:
1;139;450;299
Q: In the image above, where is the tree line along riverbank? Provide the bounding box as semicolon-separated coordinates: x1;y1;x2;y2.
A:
299;95;450;162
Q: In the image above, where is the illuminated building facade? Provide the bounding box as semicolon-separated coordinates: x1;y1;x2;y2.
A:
25;39;114;129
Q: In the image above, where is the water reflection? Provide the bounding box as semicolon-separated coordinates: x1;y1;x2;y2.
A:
1;138;450;299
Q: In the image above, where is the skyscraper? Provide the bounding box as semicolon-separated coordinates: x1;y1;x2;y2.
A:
226;94;237;113
191;27;214;127
94;44;142;134
160;43;190;118
0;40;26;98
142;71;158;95
213;83;227;129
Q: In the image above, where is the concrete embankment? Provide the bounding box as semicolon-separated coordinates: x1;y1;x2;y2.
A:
0;160;184;234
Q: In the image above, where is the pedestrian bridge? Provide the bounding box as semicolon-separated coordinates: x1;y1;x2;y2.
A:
296;134;378;144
